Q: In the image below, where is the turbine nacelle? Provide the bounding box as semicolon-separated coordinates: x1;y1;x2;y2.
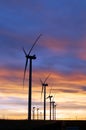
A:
26;54;36;59
42;83;48;86
33;107;35;110
46;95;53;99
28;55;36;59
49;95;53;98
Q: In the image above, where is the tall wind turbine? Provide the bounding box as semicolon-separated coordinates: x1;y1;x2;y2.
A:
46;87;53;120
23;34;42;120
40;74;50;120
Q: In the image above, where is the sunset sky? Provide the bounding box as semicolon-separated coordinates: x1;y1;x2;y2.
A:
0;0;86;120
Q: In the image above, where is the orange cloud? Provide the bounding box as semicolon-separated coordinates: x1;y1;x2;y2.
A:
0;67;86;119
41;36;69;54
76;38;86;60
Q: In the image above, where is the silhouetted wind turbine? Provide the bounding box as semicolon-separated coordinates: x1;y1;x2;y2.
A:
51;93;57;120
33;106;35;120
51;101;55;120
46;87;53;120
54;104;57;120
37;107;39;120
40;74;50;120
23;34;42;120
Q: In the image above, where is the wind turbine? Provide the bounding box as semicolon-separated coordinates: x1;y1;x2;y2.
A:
23;34;42;120
40;74;50;120
37;107;39;120
51;101;55;120
32;106;35;120
54;104;57;120
46;86;53;120
51;93;57;120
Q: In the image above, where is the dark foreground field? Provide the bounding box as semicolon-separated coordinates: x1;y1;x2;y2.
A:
0;119;85;130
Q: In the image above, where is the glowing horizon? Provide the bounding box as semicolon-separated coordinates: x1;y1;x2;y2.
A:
0;68;86;120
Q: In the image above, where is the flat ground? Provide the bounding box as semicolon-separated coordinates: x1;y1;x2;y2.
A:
0;119;85;130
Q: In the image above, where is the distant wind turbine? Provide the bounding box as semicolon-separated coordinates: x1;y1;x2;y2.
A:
40;73;50;120
46;86;53;120
23;34;42;120
32;106;35;120
51;101;55;120
37;107;39;120
54;104;57;120
51;93;57;120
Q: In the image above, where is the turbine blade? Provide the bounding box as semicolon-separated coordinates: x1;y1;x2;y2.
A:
50;86;52;95
46;96;49;99
40;78;43;85
23;47;27;56
53;93;57;101
28;34;42;55
41;85;44;99
23;57;28;86
44;73;51;84
42;85;44;93
40;78;44;99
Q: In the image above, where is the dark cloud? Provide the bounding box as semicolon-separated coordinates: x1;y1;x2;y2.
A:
59;102;86;110
81;86;86;91
51;88;79;94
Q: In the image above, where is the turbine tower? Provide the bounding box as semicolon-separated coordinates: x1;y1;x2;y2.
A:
40;74;50;120
23;34;42;120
